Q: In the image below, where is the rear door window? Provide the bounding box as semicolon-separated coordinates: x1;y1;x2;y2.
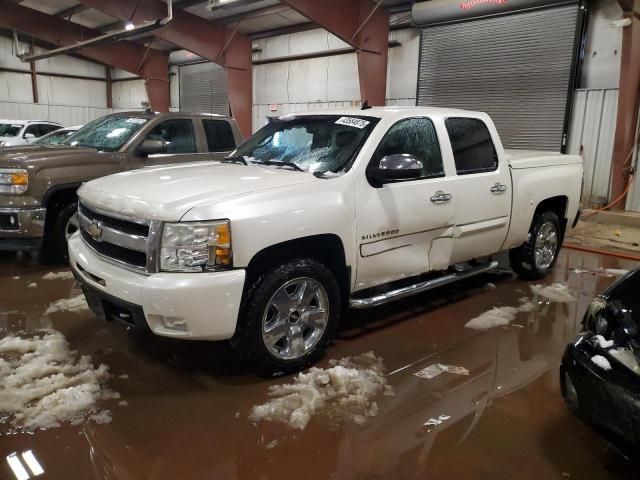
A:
445;118;498;175
202;119;236;152
144;119;197;154
24;124;42;137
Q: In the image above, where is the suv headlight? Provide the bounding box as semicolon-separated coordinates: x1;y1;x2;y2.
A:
160;220;232;272
0;169;28;194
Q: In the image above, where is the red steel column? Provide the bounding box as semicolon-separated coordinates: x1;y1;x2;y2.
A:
282;0;389;105
78;0;253;137
610;0;640;209
0;0;170;112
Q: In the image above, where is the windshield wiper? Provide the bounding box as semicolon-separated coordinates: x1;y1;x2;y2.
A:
221;155;248;165
256;160;304;172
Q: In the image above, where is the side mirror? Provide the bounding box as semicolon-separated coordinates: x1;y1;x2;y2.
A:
24;133;36;140
369;154;424;187
137;139;167;157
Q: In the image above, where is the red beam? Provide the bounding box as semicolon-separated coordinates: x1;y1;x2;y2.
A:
610;0;640;209
79;0;253;138
0;0;169;111
282;0;389;105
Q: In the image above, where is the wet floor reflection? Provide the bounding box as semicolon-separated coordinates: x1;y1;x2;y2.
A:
1;249;638;479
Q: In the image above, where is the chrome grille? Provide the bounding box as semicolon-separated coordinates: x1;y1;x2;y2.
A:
78;202;159;273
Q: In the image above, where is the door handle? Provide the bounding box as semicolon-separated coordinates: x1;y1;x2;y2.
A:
430;191;452;203
490;183;508;194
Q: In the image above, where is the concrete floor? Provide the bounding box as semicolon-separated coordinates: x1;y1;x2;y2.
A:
1;248;639;480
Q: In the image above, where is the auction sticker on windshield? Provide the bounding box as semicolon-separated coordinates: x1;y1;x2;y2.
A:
125;118;147;124
335;117;370;129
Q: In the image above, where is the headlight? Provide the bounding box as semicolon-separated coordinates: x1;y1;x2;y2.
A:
0;169;29;194
160;220;232;272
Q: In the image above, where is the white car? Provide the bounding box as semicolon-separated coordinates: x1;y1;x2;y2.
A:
31;125;82;145
0;120;62;146
69;106;583;374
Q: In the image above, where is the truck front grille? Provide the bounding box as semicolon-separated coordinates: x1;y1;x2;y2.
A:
78;202;156;273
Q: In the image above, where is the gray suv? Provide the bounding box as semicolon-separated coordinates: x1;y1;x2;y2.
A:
0;111;242;258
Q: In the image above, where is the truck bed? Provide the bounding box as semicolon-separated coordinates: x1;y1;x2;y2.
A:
505;149;582;169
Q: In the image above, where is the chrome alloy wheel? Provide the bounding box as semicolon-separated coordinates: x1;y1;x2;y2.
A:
65;213;79;243
534;221;558;270
261;277;330;360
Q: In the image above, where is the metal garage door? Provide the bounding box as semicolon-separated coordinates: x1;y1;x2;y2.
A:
179;62;229;115
417;3;581;151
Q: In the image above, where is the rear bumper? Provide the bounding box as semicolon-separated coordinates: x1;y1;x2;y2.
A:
0;207;46;250
69;233;246;341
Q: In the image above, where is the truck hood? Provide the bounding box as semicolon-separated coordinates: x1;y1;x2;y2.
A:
0;145;100;168
79;161;319;221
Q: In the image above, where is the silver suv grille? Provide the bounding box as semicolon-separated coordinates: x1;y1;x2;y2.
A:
78;202;160;273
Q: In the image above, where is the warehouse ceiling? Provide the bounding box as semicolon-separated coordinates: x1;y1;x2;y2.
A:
10;0;412;52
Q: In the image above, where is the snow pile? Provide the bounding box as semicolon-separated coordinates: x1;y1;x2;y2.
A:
27;283;37;289
42;271;75;281
44;294;88;315
424;414;451;427
249;351;394;430
594;335;614;349
591;355;612;371
530;283;575;303
465;306;519;330
603;268;629;276
0;331;116;430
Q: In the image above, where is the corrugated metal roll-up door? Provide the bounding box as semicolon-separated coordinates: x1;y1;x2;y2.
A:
417;3;581;151
179;62;229;115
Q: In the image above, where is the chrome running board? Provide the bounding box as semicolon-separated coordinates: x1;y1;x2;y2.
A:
349;260;499;309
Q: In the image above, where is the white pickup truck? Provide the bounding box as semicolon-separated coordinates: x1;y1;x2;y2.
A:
69;106;583;374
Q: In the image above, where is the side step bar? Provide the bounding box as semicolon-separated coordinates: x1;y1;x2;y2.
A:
349;260;499;309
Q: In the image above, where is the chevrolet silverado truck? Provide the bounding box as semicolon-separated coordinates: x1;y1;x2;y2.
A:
0;111;241;258
69;106;583;374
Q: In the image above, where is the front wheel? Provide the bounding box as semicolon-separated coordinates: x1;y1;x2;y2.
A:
46;201;79;262
509;211;562;280
232;258;341;376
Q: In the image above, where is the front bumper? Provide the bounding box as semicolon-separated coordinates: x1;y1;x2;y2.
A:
69;233;246;341
561;339;640;448
0;207;46;250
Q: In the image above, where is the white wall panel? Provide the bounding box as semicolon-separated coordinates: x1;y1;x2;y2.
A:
387;29;420;100
0;100;132;126
0;72;33;103
37;76;106;107
112;80;147;109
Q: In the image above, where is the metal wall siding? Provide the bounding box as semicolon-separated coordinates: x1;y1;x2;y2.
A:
566;88;618;207
417;4;579;151
0;100;134;126
179;63;229;116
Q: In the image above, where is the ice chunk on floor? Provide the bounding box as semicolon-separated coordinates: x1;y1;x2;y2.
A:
530;283;575;303
602;268;629;276
465;306;519;330
42;271;75;281
423;414;451;426
27;283;37;288
44;294;88;315
0;330;115;430
249;351;392;430
593;335;614;349
591;355;612;371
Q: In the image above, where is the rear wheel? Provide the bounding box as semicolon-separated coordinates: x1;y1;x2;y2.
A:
232;258;341;376
510;211;562;279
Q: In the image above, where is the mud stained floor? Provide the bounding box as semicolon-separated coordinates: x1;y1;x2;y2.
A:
1;249;639;480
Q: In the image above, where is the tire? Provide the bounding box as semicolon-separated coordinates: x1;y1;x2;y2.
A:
232;257;341;376
509;211;562;280
47;201;79;262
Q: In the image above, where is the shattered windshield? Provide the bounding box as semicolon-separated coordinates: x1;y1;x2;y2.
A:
62;116;148;152
0;124;22;137
231;114;379;176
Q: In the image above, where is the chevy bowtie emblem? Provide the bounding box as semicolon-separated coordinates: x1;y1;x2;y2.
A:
88;220;103;241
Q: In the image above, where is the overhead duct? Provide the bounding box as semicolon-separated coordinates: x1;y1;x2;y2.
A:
412;0;574;26
18;0;173;62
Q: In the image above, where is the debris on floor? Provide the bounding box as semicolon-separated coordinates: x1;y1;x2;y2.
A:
42;271;75;281
530;283;575;303
44;294;89;315
249;351;393;430
0;330;117;431
423;415;452;427
27;282;37;288
591;355;612;371
465;306;520;330
594;335;614;349
414;364;470;379
265;439;279;450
